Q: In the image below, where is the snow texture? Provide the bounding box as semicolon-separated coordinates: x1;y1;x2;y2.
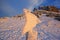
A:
0;15;60;40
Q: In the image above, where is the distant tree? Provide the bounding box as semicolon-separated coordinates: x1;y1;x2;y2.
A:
48;6;59;12
38;6;59;12
38;6;49;10
45;6;49;11
33;8;37;11
38;6;41;10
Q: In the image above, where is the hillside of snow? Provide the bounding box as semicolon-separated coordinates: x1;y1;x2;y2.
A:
0;13;60;40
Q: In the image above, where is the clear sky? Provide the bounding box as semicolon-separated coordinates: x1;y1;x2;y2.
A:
0;0;60;17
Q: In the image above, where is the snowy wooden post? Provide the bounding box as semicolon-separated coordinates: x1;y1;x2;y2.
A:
26;30;38;40
22;9;41;40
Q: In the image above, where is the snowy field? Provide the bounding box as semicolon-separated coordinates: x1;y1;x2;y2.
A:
0;15;60;40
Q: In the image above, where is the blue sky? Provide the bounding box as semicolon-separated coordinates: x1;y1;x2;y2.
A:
0;0;60;17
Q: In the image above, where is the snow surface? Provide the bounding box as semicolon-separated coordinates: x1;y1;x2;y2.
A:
0;15;60;40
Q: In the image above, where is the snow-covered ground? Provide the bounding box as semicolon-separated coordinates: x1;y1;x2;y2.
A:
0;15;60;40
